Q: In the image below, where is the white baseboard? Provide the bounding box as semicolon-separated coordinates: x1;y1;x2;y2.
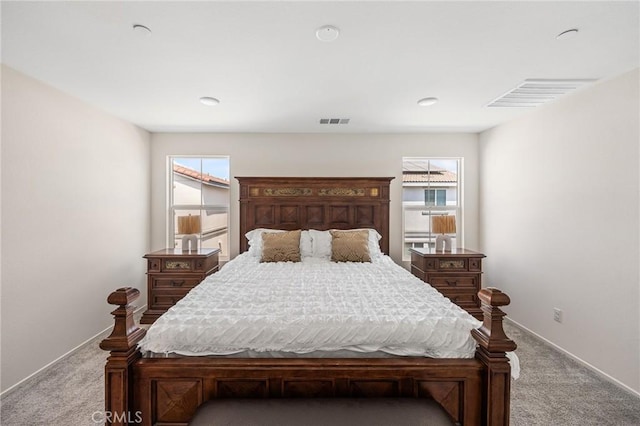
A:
506;318;640;399
0;304;147;397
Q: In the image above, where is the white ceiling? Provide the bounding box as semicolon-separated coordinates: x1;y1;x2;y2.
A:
2;1;638;133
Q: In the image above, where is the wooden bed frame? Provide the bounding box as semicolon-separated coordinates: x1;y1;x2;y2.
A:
101;177;516;425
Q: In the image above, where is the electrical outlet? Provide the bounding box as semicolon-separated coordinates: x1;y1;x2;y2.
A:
553;308;563;323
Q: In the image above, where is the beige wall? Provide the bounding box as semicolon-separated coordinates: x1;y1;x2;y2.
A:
150;133;480;265
0;66;151;392
479;69;640;393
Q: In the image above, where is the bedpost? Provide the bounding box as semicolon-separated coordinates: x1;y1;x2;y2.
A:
471;288;517;426
100;287;146;426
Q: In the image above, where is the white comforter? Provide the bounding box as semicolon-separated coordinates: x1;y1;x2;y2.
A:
139;253;483;358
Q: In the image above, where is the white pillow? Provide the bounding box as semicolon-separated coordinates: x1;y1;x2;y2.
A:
300;231;313;258
309;229;333;260
246;228;313;258
309;228;383;259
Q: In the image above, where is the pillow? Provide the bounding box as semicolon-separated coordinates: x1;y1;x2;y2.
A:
309;229;333;260
261;230;302;262
309;228;383;259
338;228;383;258
246;229;312;258
299;230;313;258
330;230;371;262
246;228;284;257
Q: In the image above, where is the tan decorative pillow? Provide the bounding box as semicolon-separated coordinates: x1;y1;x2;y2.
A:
330;230;371;262
261;230;302;262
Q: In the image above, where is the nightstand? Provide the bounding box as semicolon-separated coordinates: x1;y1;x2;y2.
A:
140;248;220;324
410;247;485;320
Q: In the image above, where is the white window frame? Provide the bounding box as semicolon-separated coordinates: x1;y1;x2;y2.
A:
402;157;463;261
167;155;230;260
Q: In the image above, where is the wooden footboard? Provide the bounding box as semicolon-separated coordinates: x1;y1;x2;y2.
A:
100;287;515;426
132;357;484;425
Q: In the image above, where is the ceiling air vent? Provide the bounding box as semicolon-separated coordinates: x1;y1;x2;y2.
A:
487;79;596;108
320;118;350;124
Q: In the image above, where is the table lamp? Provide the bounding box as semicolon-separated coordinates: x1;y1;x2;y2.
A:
432;215;456;252
177;214;201;251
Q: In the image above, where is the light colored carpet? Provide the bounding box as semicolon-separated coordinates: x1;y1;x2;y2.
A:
1;322;639;425
506;324;640;425
1;330;107;426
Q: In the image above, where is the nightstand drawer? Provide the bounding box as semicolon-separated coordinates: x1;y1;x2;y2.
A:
151;276;201;289
148;258;195;272
151;290;191;308
443;291;478;308
162;259;194;272
428;274;479;289
411;253;482;272
435;258;469;271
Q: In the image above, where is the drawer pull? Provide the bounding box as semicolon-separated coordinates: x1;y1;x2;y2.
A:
170;280;185;287
445;280;458;287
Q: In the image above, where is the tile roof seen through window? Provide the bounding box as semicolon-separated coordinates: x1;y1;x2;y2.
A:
173;164;230;187
402;161;457;183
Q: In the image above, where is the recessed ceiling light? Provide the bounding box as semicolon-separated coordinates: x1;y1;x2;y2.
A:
556;28;578;40
199;97;220;106
417;97;438;107
316;25;340;42
132;24;152;35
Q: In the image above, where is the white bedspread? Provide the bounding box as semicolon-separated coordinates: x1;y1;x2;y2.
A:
139;253;485;359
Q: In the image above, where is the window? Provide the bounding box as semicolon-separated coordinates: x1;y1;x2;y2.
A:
425;189;446;206
402;158;462;261
169;156;230;261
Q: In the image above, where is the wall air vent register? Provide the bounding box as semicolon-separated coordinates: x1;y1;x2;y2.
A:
320;118;350;124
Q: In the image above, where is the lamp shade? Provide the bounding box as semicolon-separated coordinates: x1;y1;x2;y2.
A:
177;214;201;234
432;215;456;234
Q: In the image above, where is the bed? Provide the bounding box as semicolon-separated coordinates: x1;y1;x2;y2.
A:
101;177;517;426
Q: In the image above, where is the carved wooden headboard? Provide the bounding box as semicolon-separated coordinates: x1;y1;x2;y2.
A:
237;177;393;254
